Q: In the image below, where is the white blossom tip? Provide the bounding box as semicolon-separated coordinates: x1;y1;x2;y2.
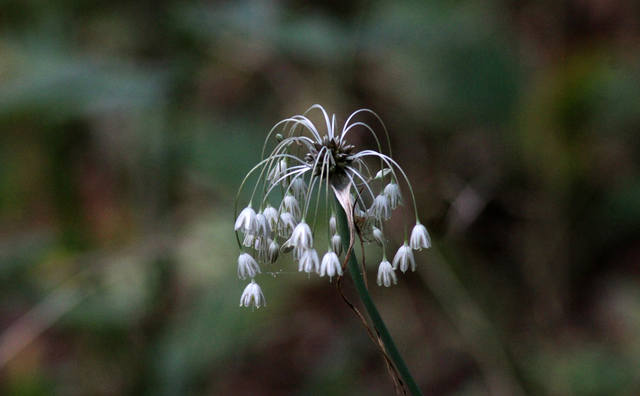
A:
384;182;402;209
238;252;261;279
291;221;313;250
268;239;280;263
234;206;257;233
283;194;301;221
375;168;392;179
392;243;415;273
370;194;391;220
377;260;397;287
331;234;343;256
320;251;342;280
372;226;385;246
239;280;266;308
329;215;337;235
409;223;431;251
299;248;320;273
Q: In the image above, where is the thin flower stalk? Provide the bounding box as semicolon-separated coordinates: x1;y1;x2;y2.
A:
233;105;430;394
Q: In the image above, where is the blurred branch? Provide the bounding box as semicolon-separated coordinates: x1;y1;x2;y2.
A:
0;285;85;367
0;231;176;368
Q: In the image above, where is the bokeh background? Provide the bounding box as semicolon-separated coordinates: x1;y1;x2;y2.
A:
1;0;639;395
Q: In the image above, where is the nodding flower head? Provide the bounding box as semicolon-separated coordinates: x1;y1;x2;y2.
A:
377;259;397;287
255;213;271;239
234;205;257;233
384;182;402;210
290;178;307;202
263;205;279;229
392;243;415;273
329;214;337;235
240;280;266;308
278;212;297;237
330;234;342;256
282;194;301;221
234;105;431;307
370;194;391;221
320;250;342;280
238;252;261;279
410;222;431;251
291;221;313;250
299;248;320;273
267;239;280;263
372;226;385;246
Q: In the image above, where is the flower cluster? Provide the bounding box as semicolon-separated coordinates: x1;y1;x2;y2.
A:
235;105;431;308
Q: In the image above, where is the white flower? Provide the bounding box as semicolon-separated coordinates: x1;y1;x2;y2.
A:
255;213;271;239
291;177;307;201
290;242;304;260
377;260;397;287
410;222;431;250
243;233;255;248
240;280;266;308
238;253;261;279
255;241;268;263
282;194;301;220
279;212;297;237
299;248;320;273
384;182;401;209
254;235;267;253
372;226;385;246
331;234;342;256
329;215;337;235
233;106;433;307
374;168;392;179
268;158;287;183
268;239;279;263
320;251;342;280
234;206;257;233
291;221;313;250
263;205;279;230
370;194;391;220
392;243;415;273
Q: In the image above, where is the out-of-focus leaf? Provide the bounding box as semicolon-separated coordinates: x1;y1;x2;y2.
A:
0;46;166;121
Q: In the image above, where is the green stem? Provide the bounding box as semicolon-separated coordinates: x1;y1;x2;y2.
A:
336;206;423;396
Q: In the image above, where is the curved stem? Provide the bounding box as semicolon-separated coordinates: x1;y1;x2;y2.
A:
336;205;423;396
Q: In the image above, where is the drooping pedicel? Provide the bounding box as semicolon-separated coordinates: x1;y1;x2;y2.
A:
234;105;431;308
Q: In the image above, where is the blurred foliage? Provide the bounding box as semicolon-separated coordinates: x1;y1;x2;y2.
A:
1;0;639;395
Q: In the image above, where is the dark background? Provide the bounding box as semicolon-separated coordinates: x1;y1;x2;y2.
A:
1;0;639;395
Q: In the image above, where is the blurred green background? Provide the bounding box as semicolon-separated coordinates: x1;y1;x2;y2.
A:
1;0;639;395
